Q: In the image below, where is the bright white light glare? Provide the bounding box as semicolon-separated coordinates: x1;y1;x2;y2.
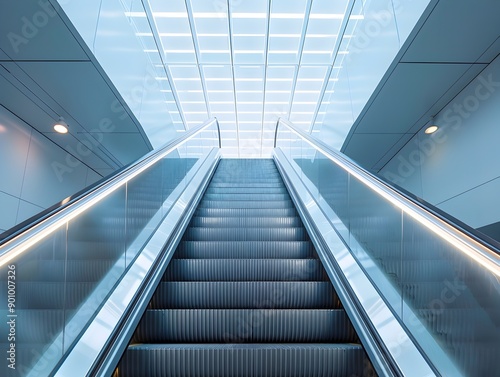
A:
270;34;301;38
200;50;231;53
235;78;263;82
234;50;265;54
425;125;439;134
153;12;188;18
307;34;337;38
198;34;229;37
232;13;267;19
271;13;305;19
164;50;196;53
303;50;331;54
125;11;146;17
269;50;298;54
54;124;68;134
310;13;344;19
160;33;192;37
350;14;365;20
233;34;266;37
193;12;227;18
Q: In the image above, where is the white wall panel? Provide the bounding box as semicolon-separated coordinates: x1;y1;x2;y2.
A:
17;199;44;224
0;106;103;234
86;169;103;186
0;109;31;197
21;128;90;208
437;178;500;229
380;54;500;230
0;192;20;230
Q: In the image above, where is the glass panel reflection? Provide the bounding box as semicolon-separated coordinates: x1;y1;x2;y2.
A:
0;228;66;375
275;118;500;376
0;119;220;376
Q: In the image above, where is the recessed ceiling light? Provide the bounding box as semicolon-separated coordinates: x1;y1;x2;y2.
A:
425;125;439;134
54;117;69;134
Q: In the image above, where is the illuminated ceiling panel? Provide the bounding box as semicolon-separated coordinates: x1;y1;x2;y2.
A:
144;0;354;157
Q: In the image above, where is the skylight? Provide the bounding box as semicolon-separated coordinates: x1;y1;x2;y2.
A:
141;0;354;157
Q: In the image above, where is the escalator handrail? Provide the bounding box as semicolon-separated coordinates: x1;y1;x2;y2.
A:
274;117;500;276
0;117;221;266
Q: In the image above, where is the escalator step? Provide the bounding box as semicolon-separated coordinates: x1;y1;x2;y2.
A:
195;208;298;217
175;241;315;259
134;309;357;343
190;216;303;228
150;282;340;309
203;193;290;201
118;343;366;377
198;200;295;209
163;259;328;281
183;227;309;242
208;182;285;188
206;187;288;194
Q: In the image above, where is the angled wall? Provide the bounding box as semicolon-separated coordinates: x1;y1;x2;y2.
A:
380;53;500;239
0;106;101;234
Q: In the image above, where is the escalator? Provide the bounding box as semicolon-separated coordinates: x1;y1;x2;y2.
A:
115;159;375;377
1;118;499;376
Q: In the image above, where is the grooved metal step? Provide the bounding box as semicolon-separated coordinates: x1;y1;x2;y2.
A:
163;259;328;281
183;227;309;241
133;309;356;343
175;241;316;259
150;282;340;309
195;208;298;217
116;158;371;377
206;187;288;194
208;182;286;188
190;216;303;228
198;200;294;209
203;193;290;201
118;344;367;377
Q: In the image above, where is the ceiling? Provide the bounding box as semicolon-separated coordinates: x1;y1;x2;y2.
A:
129;0;360;157
341;0;500;172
